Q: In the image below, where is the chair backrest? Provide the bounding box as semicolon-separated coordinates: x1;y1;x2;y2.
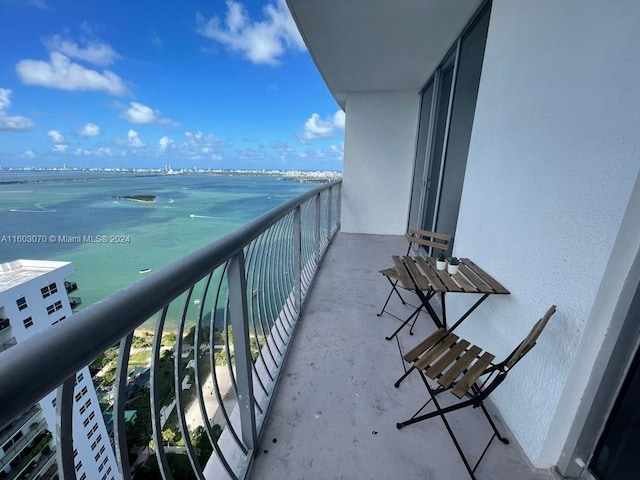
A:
405;229;451;255
505;305;557;370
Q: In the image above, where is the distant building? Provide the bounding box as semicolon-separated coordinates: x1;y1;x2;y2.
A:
0;260;121;480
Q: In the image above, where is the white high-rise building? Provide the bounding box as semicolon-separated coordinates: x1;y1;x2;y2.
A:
0;259;121;480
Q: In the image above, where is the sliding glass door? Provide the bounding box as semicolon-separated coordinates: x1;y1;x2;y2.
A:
409;1;491;243
590;283;640;479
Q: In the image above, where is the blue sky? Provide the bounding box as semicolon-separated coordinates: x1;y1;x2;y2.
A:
0;0;344;170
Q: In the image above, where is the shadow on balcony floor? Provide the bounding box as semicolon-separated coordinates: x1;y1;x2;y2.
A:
249;232;556;480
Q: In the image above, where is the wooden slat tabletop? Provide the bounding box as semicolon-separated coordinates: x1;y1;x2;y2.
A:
427;257;478;293
415;257;447;291
403;257;432;291
462;258;510;294
392;256;509;296
458;263;494;293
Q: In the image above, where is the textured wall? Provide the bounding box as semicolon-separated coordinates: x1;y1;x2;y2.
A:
450;0;640;466
341;91;420;234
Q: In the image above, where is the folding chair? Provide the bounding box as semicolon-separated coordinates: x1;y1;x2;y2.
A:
377;229;451;320
394;305;557;480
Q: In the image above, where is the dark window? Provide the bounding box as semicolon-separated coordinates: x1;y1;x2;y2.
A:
41;283;58;298
23;317;33;328
46;304;55;315
16;297;27;310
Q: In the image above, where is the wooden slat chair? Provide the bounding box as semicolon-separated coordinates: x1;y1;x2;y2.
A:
377;229;451;325
394;305;557;480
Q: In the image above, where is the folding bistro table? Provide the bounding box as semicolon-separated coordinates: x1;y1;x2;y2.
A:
385;256;510;340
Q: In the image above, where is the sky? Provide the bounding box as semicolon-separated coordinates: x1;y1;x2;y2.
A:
0;0;344;171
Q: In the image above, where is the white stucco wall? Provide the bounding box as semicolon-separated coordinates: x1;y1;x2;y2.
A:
450;0;640;467
341;91;420;234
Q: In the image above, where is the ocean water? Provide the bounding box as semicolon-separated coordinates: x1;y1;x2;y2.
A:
0;171;317;315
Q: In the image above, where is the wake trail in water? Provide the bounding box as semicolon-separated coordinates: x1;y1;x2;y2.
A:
189;214;224;220
10;203;56;213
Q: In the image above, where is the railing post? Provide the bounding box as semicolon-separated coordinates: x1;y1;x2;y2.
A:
56;377;76;480
228;252;257;451
327;185;333;239
315;193;321;266
114;333;133;479
294;206;302;312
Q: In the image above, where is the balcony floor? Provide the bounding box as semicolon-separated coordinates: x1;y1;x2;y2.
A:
249;233;557;480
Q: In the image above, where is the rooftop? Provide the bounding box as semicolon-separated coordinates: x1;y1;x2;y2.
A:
0;259;72;293
249;233;556;479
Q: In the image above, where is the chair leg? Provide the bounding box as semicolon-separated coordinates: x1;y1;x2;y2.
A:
431;394;478;480
394;365;416;388
385;305;423;341
397;380;478;479
478;402;509;445
377;278;407;317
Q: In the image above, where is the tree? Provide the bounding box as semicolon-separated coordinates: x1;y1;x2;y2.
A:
162;428;177;446
190;426;214;464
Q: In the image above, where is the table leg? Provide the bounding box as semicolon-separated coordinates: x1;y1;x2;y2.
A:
415;289;443;330
447;294;490;332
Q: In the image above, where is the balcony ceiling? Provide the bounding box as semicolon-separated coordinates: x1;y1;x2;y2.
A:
287;0;484;107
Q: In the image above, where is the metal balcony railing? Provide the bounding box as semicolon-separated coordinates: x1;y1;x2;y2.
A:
0;180;341;480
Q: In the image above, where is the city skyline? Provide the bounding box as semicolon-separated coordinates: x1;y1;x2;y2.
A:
0;0;345;171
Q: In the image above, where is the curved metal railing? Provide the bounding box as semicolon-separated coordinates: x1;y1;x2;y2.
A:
0;180;341;480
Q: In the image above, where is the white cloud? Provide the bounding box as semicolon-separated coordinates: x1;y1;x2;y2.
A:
115;129;147;149
159;136;175;151
47;130;64;143
22;150;36;158
149;31;163;46
77;122;101;137
333;110;346;129
52;144;68;152
127;129;145;148
0;89;11;110
43;35;121;66
74;146;112;157
0;88;35;132
196;0;305;66
47;130;68;152
299;110;345;141
184;131;227;150
120;102;177;126
16;52;129;96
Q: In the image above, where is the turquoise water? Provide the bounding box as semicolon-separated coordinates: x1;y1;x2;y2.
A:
0;172;316;313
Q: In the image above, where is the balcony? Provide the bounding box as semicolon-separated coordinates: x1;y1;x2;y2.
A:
64;280;78;294
0;337;17;354
68;296;82;310
247;233;554;479
0;181;552;479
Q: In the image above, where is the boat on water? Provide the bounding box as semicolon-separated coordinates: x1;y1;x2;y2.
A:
139;268;151;274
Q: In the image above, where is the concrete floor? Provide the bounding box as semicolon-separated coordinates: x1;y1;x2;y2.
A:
248;233;558;480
